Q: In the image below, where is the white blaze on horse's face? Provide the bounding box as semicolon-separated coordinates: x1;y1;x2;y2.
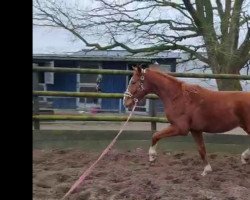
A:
123;77;135;108
123;74;140;108
123;67;147;109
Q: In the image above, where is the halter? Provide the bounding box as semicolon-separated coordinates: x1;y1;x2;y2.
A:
123;68;147;103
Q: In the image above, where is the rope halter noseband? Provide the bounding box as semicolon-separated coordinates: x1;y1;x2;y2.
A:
123;68;147;103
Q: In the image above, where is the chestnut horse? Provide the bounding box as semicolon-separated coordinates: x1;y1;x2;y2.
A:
123;65;250;176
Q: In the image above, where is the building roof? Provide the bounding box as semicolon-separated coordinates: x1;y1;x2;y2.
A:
33;49;181;62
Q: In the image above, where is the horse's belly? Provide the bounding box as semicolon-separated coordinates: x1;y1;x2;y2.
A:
191;110;239;133
203;122;238;133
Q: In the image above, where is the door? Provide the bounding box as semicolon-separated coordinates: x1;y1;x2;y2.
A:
77;62;101;110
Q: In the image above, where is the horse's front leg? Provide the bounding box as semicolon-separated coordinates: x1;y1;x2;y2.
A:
149;125;188;162
191;131;212;176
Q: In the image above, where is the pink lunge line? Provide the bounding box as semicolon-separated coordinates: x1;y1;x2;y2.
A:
62;104;137;199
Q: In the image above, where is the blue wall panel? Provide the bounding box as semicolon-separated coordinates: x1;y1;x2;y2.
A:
101;62;127;112
47;61;77;109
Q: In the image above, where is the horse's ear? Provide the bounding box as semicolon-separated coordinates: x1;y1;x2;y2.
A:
137;66;142;74
132;65;142;74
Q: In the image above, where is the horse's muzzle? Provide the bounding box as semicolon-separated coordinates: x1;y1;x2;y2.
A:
123;97;134;109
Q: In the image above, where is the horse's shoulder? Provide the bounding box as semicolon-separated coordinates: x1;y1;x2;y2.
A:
181;83;206;103
182;83;204;94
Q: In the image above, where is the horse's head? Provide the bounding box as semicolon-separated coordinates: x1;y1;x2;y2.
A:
123;66;149;109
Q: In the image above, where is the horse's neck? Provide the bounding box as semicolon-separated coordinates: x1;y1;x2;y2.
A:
147;71;182;105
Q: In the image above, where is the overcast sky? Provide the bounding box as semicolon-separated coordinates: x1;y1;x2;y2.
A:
33;26;85;54
33;0;249;54
33;0;96;54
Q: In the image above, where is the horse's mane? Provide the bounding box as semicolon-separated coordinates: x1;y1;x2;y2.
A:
148;67;183;84
148;67;205;96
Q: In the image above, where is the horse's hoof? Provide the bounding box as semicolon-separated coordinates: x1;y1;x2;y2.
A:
241;157;247;165
201;171;208;176
241;148;250;165
149;160;156;166
201;164;212;176
149;157;157;166
149;155;157;163
148;145;157;163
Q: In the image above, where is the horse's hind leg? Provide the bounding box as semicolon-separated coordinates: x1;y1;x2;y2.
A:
241;126;250;164
241;148;250;164
239;107;250;164
191;131;212;176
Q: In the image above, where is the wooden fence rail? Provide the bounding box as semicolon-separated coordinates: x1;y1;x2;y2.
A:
33;115;168;123
33;67;250;80
33;91;158;99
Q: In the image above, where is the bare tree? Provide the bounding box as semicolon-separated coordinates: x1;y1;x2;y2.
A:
33;0;250;91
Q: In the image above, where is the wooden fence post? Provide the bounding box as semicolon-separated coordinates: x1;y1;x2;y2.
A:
33;64;40;130
149;99;157;131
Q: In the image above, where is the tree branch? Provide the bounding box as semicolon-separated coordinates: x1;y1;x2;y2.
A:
228;0;243;52
33;0;248;77
182;0;203;34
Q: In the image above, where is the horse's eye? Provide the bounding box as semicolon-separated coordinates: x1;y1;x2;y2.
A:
131;81;136;85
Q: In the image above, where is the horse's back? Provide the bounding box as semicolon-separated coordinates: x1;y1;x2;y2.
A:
213;91;250;109
197;87;250;105
202;89;250;123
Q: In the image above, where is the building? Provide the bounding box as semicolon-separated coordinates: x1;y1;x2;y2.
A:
33;49;180;113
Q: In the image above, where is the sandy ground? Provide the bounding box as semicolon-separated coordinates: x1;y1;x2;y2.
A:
33;148;250;200
34;112;249;199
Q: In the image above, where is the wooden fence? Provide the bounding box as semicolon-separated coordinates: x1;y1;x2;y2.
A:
32;66;250;131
